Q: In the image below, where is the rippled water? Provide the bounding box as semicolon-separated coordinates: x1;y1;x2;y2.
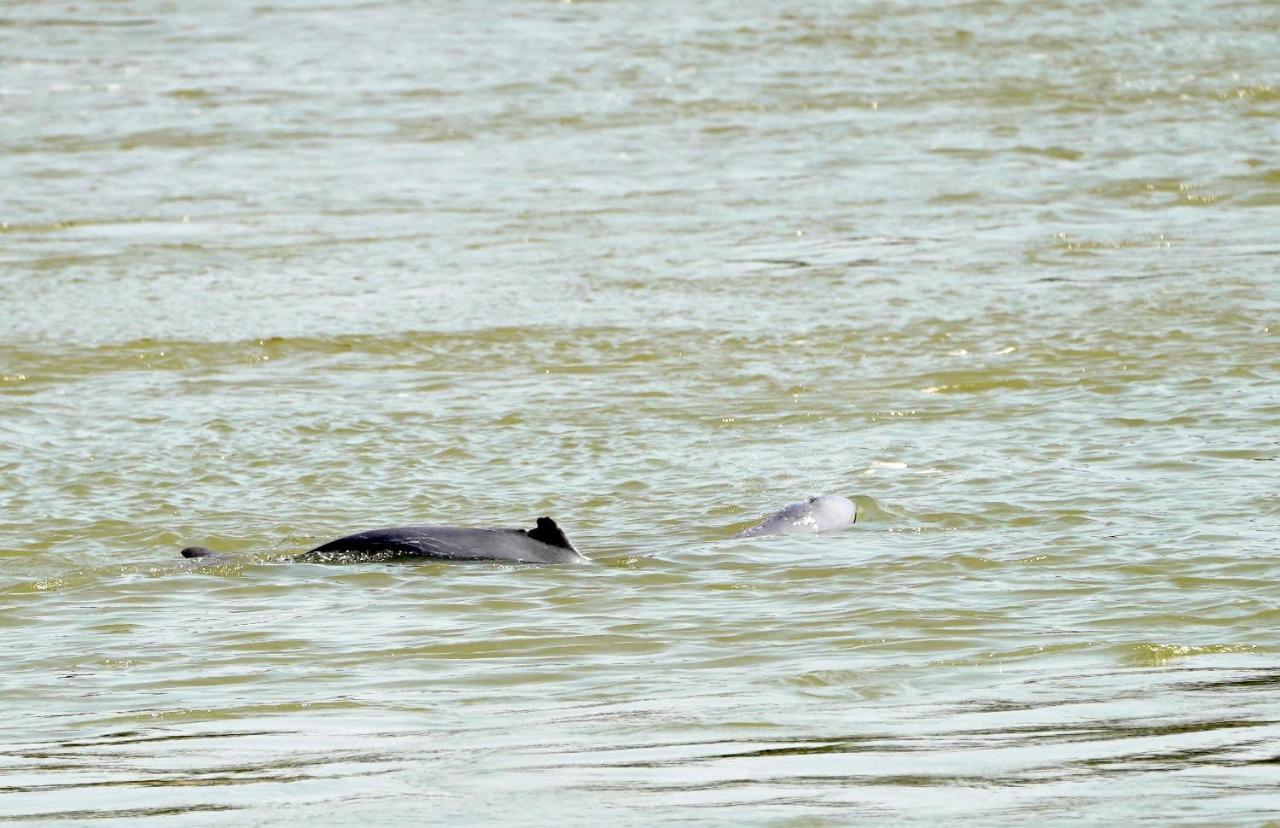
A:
3;0;1278;822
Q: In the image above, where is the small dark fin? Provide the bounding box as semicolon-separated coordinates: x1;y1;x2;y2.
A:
181;546;218;559
526;517;574;550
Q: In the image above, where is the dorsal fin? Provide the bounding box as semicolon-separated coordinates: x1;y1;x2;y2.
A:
526;516;575;550
181;546;218;559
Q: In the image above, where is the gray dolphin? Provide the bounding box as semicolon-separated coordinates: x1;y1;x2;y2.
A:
183;517;587;565
298;516;587;564
733;495;856;538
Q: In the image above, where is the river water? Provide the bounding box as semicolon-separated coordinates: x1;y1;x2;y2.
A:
2;0;1278;823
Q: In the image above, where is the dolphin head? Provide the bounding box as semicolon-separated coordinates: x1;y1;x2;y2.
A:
733;494;857;538
807;495;856;529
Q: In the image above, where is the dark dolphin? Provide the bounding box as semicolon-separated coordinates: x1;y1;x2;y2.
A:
733;495;856;538
181;517;587;565
297;516;587;564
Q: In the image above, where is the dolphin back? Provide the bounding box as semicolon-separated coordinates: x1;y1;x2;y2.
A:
296;517;588;564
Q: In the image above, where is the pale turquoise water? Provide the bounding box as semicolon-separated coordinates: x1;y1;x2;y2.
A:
2;0;1279;823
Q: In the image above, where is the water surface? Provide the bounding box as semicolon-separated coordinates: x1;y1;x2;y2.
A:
2;0;1278;823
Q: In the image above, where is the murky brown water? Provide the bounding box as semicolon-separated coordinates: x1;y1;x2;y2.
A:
2;0;1278;822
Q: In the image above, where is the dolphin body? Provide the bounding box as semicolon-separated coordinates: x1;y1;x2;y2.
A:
298;516;586;564
182;516;587;565
733;495;857;538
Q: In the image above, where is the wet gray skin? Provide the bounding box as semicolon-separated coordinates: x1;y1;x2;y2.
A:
296;517;587;564
182;517;586;565
732;495;857;539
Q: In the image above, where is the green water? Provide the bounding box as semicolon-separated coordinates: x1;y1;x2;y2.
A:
2;0;1278;823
